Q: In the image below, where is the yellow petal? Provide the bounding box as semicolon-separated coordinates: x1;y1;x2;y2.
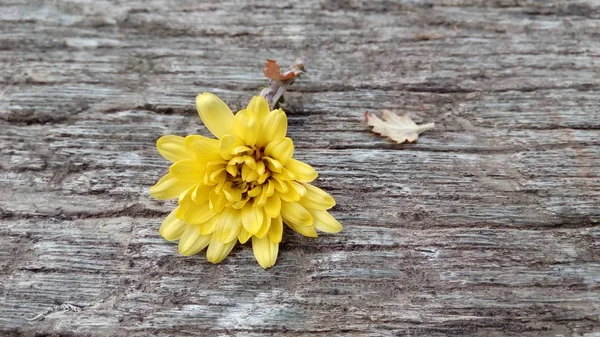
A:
264;180;275;196
232;195;250;210
208;189;227;213
264;194;281;218
157;135;193;162
263;157;283;173
299;183;336;210
175;197;193;215
246;95;270;122
196;92;234;139
222;182;243;202
258;171;271;184
272;167;295;181
243;155;256;169
159;208;187;241
207;170;227;186
215;208;242;243
219;134;246;160
280;180;306;202
241;204;264;235
268;216;283;243
256;109;287;147
252;235;279;269
271;177;289;194
248;185;262;198
178;184;196;203
288;181;307;197
149;173;193;200
254;183;270;206
228;156;245;166
286;221;318;237
232;109;258;146
206;235;237;263
255;160;266;176
285;159;318;182
213;178;227;195
264;138;294;165
178;226;212;256
233;145;253;155
199;215;219;235
176;199;190;218
241;163;260;182
191;184;211;205
312;210;343;233
185;135;221;163
169;159;205;182
280;182;302;202
204;162;227;185
183;202;217;225
255;215;271;239
281;201;313;227
226;164;239;177
238;228;251;244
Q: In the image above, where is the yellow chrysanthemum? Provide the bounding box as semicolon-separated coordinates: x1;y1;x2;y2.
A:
149;93;342;268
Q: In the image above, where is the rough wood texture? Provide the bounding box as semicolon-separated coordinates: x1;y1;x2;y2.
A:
1;0;599;336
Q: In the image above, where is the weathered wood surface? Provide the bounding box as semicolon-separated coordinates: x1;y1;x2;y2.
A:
1;0;600;336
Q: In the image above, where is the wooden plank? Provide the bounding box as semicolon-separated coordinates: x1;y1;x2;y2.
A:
1;0;599;336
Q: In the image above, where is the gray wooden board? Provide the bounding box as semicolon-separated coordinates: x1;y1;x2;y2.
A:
1;0;599;336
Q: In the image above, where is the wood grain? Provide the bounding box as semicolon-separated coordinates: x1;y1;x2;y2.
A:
1;0;599;336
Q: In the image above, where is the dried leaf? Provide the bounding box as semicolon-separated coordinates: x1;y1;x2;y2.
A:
263;59;297;81
365;110;435;144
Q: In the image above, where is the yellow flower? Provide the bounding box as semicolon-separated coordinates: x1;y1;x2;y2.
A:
149;93;342;268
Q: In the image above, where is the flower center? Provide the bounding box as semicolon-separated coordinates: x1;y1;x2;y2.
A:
202;144;287;212
226;145;269;183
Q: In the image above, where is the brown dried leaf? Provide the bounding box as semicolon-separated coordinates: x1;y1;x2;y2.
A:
365;110;435;144
263;59;297;81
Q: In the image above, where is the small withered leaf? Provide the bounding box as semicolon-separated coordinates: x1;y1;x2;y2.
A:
365;110;435;144
263;59;297;81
